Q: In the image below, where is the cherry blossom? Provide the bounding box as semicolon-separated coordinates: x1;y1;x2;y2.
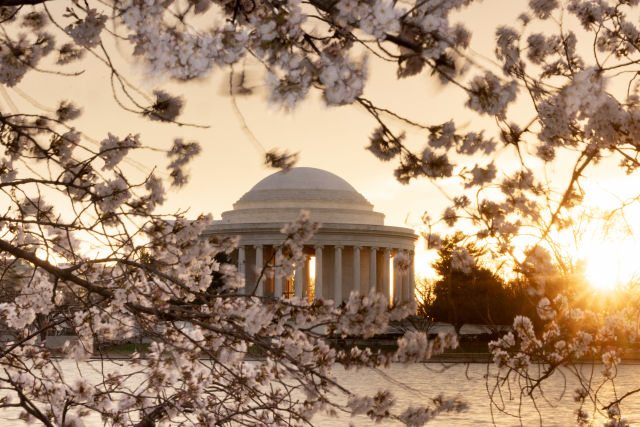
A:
64;8;107;49
3;0;640;424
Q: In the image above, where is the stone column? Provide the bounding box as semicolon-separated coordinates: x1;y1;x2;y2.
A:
393;253;402;304
409;252;416;304
369;247;378;293
402;254;411;303
304;256;310;301
238;246;246;295
383;248;391;301
314;245;324;300
334;245;343;308
353;246;362;295
274;247;283;298
254;245;263;297
294;254;305;299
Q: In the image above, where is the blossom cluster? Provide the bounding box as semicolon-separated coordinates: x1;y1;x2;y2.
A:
64;8;107;49
0;34;49;86
1;196;477;427
277;209;321;278
167;138;202;187
465;72;518;119
366;126;405;161
99;133;142;170
120;0;249;82
5;0;640;424
143;90;184;122
320;54;369;106
450;246;475;274
335;0;402;39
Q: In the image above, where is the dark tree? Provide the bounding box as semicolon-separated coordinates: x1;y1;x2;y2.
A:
208;252;237;294
430;232;511;335
139;248;237;301
391;276;436;335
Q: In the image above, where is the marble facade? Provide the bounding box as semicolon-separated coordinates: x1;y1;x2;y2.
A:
204;168;418;306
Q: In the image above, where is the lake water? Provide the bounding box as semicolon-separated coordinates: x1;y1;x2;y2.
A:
1;360;638;426
324;362;640;427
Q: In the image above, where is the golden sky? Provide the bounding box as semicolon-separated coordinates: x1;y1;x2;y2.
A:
8;0;640;286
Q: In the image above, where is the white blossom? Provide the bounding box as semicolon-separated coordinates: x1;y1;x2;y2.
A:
366;127;403;161
423;233;442;250
464;162;497;188
0;34;42;86
99;133;142;171
529;0;558;19
21;12;48;30
451;246;475;275
56;43;85;65
393;250;412;274
495;27;521;75
277;210;321;279
167;138;201;187
94;177;131;213
442;206;457;227
56;101;82;122
144;90;184;122
465;72;518;119
65;8;107;49
0;158;17;182
3;0;640;425
421;148;454;178
50;129;80;167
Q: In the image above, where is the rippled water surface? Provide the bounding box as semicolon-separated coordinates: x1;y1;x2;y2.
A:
320;362;640;427
2;361;640;426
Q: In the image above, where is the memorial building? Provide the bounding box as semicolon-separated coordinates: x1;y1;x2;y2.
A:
204;167;418;306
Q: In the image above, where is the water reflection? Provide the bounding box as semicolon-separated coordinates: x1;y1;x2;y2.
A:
1;361;638;426
319;363;640;427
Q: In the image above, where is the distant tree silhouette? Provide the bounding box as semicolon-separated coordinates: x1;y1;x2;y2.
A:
391;276;436;335
430;232;511;335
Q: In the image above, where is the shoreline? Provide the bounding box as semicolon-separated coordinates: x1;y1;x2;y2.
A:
45;353;640;365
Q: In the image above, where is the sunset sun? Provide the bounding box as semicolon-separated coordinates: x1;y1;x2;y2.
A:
584;241;639;291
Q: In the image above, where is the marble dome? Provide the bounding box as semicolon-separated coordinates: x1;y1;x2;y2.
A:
249;167;357;192
220;167;385;225
205;167;417;306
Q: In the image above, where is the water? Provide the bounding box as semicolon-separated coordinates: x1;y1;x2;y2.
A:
2;360;639;426
322;363;639;427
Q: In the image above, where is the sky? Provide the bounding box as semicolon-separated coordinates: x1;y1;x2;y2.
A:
7;0;640;286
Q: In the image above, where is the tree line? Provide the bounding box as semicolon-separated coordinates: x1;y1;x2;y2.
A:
412;231;638;338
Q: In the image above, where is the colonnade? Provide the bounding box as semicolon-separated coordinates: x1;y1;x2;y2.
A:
237;244;415;306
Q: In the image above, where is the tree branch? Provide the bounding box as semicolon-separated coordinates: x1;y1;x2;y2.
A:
0;0;47;6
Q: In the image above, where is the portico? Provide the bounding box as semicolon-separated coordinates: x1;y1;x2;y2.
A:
204;168;418;305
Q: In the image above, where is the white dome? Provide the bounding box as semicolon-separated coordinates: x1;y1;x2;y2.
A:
220;167;385;225
249;168;358;192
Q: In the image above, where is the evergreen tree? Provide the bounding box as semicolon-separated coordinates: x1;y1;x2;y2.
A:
431;232;510;335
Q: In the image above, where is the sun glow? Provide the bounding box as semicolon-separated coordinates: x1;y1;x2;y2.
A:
413;245;437;279
411;232;640;292
584;241;639;291
309;257;315;278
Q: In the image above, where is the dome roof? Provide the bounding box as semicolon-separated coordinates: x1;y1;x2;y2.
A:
220;167;385;225
249;168;358;192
